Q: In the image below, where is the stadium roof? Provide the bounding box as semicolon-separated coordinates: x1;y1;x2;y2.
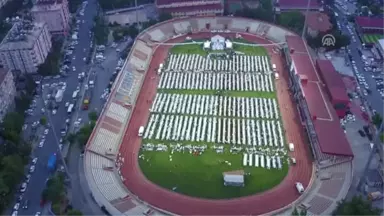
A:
355;16;384;29
160;3;222;13
286;36;354;157
316;59;350;104
157;0;210;6
278;0;320;9
286;35;308;53
378;39;384;50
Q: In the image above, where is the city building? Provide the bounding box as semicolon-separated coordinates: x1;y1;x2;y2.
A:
355;16;384;34
0;0;10;10
0;21;52;74
316;59;350;117
0;68;16;121
156;0;224;17
305;12;332;37
31;0;70;35
275;0;322;13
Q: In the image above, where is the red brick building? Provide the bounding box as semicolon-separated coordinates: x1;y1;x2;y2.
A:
316;59;350;117
305;12;332;37
275;0;322;13
156;0;224;17
355;16;384;34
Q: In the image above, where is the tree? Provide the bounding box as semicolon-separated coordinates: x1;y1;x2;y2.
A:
93;15;109;45
372;113;382;127
40;116;47;125
292;206;307;216
67;209;83;216
158;13;172;22
88;111;98;122
1;155;24;186
277;11;305;34
333;196;381;215
42;175;65;203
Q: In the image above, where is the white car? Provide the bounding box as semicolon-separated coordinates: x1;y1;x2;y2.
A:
12;211;18;216
52;109;57;115
14;203;20;210
26;174;31;183
35;212;41;216
65;102;70;107
38;141;44;148
44;129;49;135
32;158;38;164
72;66;76;72
20;183;27;192
29;166;35;173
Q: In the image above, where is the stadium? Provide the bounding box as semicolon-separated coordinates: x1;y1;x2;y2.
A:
84;16;353;215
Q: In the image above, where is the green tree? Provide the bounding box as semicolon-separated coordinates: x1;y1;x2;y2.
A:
292;206;307;216
40;116;47;125
158;13;172;22
88;111;98;122
93;14;109;45
1;155;24;186
41;175;65;203
67;209;83;216
372;113;382;128
51;203;61;215
76;123;95;147
333;196;381;215
277;11;305;34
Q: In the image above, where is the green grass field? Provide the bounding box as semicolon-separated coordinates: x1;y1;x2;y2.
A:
139;42;287;199
363;34;383;44
139;147;288;199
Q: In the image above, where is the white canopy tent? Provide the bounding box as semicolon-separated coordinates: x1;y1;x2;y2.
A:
211;35;225;50
203;40;211;49
225;40;233;49
223;171;245;187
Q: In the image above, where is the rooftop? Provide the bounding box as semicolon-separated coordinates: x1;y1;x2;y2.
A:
286;36;354;157
278;0;320;8
286;35;308;53
316;59;349;104
32;1;64;11
156;0;217;6
305;12;332;32
161;3;222;13
0;21;47;51
355;16;384;29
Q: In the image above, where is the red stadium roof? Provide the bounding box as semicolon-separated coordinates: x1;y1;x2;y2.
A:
355;16;384;29
286;36;354;157
160;3;222;13
286;35;308;53
278;0;320;9
316;59;350;104
157;0;210;6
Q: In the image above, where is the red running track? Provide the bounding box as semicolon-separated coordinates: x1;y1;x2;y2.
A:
118;33;313;215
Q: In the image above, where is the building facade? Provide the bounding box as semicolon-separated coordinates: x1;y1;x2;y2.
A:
0;21;52;74
156;0;223;17
31;0;70;35
275;0;323;13
0;68;16;121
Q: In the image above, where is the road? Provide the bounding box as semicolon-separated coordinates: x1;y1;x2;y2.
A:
333;6;384;117
8;0;99;215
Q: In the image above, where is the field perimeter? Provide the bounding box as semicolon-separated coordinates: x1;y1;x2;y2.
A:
139;39;289;199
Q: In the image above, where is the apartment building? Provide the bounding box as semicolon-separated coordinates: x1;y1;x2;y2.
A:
31;0;70;35
0;68;16;121
0;21;52;74
156;0;224;17
275;0;323;13
0;0;10;10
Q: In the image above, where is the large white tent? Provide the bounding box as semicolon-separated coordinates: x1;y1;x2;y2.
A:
223;170;245;187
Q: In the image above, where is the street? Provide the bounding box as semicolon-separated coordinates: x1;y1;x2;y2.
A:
6;0;111;214
333;6;384;117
